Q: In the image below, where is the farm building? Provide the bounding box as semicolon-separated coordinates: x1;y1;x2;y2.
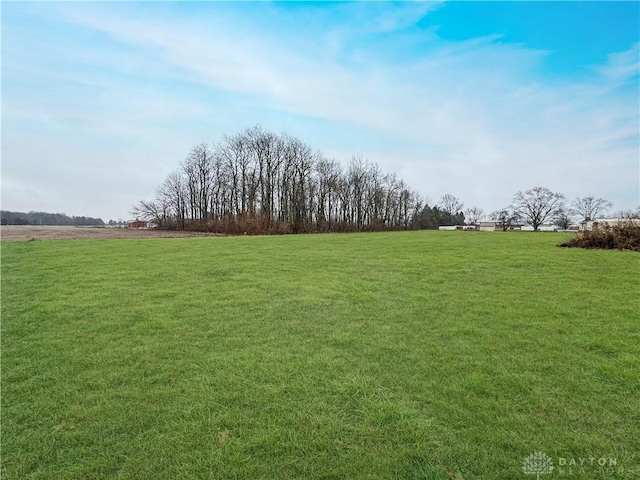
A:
438;225;479;231
477;221;524;231
520;224;556;232
128;219;148;228
477;221;499;231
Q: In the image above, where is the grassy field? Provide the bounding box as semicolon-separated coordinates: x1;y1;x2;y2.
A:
2;231;638;479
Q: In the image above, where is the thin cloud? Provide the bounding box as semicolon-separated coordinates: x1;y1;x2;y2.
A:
2;2;638;219
597;42;640;85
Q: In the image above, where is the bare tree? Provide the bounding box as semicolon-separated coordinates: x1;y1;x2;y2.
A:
439;194;464;215
160;170;187;228
464;207;484;225
571;196;612;222
315;158;342;231
553;205;574;230
513;187;564;231
347;155;370;230
131;199;162;223
490;209;520;231
611;207;640;219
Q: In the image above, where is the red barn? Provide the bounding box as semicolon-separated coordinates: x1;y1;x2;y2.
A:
128;219;147;228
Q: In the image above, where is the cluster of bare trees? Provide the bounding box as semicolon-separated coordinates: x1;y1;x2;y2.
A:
134;126;423;234
133;126;634;234
490;188;621;231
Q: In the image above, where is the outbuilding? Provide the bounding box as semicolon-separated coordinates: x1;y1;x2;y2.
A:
128;219;147;228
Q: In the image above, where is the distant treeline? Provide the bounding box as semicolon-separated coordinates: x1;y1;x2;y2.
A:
134;125;465;234
1;211;105;226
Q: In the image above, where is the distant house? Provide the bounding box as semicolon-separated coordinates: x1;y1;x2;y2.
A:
128;219;147;228
477;221;523;231
478;221;499;231
437;225;477;231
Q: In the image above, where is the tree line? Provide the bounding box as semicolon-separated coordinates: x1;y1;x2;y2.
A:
134;125;635;234
0;211;105;226
134;126;425;234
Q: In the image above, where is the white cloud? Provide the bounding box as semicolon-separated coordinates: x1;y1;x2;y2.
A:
2;3;638;219
597;42;640;85
335;1;444;33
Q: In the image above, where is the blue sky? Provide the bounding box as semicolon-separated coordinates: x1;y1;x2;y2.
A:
2;1;639;221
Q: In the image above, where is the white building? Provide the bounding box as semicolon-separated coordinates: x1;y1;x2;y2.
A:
477;221;524;231
580;218;640;232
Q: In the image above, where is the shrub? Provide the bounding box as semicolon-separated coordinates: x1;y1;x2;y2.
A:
559;220;640;251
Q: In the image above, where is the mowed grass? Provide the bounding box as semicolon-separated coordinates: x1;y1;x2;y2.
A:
1;231;638;479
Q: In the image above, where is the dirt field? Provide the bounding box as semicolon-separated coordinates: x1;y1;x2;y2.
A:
0;226;224;242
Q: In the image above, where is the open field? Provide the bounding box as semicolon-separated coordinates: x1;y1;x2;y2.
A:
2;231;639;479
0;225;222;242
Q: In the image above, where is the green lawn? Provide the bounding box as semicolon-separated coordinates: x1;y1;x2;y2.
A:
2;231;638;479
